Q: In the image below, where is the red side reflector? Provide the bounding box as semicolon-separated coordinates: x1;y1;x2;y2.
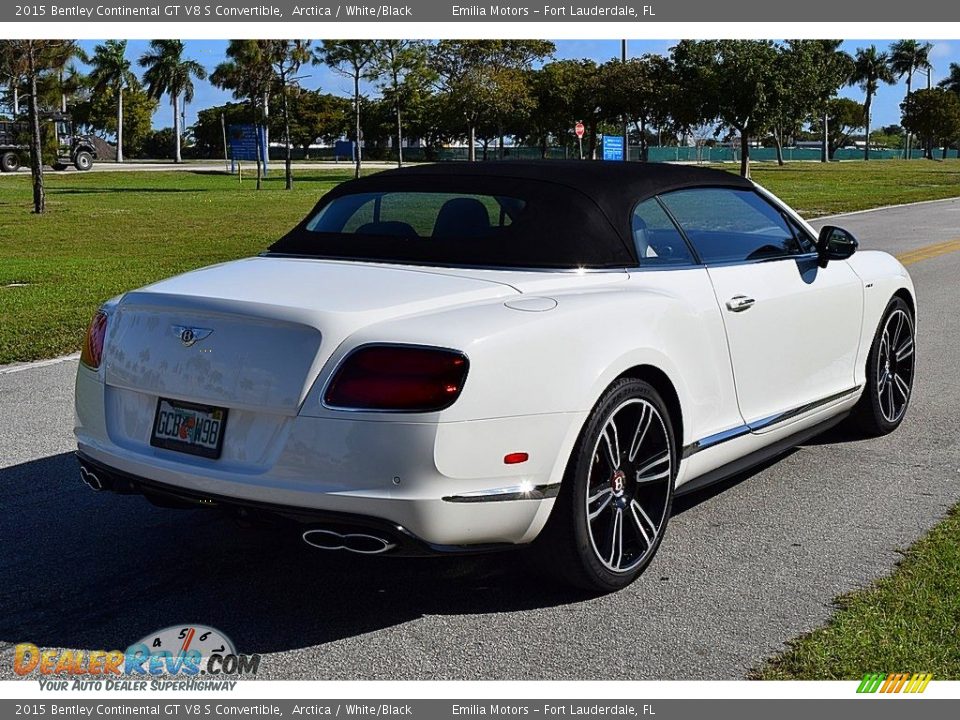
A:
504;452;529;465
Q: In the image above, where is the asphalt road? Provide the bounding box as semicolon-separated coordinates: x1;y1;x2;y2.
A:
1;198;959;680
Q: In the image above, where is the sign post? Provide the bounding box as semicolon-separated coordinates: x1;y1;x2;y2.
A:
575;121;585;160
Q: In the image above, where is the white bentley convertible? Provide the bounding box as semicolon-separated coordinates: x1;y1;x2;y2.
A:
75;162;916;591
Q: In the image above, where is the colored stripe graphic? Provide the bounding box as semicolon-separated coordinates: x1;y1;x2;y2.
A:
857;672;932;693
857;673;886;693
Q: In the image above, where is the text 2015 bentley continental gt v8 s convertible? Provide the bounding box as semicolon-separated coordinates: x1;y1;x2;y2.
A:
75;162;917;591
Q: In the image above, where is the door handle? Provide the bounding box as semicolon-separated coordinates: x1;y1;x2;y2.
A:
726;295;755;312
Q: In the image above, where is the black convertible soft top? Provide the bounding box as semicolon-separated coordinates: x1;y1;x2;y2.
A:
269;161;753;269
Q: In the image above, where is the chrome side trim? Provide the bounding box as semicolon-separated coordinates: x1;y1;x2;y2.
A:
681;424;751;459
442;482;561;503
681;386;862;460
746;386;862;433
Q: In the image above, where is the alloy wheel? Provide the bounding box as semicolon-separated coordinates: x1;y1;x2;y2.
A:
585;398;672;573
876;308;915;424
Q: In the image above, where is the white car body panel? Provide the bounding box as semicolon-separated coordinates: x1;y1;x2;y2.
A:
75;177;916;551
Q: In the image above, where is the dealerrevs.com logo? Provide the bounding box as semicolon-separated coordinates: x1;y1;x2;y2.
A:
14;625;260;691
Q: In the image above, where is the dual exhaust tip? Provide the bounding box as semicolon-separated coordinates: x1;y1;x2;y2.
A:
302;528;397;555
80;464;396;555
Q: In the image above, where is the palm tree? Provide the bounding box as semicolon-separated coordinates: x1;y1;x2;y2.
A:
89;40;136;162
939;62;960;96
139;40;207;163
850;46;896;160
49;42;87;114
889;40;933;158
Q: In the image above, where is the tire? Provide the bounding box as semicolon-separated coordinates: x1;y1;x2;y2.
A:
533;378;676;592
1;151;19;173
847;296;916;436
74;151;93;171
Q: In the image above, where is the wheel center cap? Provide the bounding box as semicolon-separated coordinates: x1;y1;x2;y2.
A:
611;470;626;497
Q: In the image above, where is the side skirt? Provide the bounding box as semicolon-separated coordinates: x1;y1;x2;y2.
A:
674;412;849;498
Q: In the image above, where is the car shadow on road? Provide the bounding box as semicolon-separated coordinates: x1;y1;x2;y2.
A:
0;453;594;656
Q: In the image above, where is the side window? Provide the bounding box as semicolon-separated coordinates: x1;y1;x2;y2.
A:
631;198;696;266
659;188;806;265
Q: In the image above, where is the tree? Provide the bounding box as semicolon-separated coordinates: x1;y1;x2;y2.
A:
212;41;273;188
282;90;351;154
139;40;207;163
901;88;960;159
74;82;157;158
850;46;896;160
314;41;377;178
0;40;74;213
88;40;137;162
889;40;933;158
263;40;311;189
776;40;851;164
601;55;669;162
670;40;778;177
939;62;960;157
48;42;87;114
430;40;554;162
370;40;433;167
940;62;960;96
809;97;865;159
668;40;721;149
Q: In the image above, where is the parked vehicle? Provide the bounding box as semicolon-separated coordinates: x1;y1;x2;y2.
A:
74;161;916;591
0;114;98;172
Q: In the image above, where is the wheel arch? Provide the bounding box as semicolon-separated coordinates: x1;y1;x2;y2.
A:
613;364;684;461
893;287;916;319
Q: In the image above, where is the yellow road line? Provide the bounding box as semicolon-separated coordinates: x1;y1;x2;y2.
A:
896;238;960;266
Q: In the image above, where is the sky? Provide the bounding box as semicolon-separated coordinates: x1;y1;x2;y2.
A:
75;39;959;132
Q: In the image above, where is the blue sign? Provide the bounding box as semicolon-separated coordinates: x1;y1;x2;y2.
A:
334;140;356;161
228;124;267;172
602;135;625;161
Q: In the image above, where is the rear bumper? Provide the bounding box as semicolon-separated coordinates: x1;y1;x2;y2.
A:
76;451;513;556
76;367;585;547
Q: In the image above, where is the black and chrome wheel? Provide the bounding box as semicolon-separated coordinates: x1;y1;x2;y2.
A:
849;296;915;436
534;378;675;592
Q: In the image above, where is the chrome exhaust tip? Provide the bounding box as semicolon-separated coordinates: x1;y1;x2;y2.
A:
79;465;104;491
302;528;396;555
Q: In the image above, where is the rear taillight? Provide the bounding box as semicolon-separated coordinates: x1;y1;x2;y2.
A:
80;311;108;369
325;345;469;412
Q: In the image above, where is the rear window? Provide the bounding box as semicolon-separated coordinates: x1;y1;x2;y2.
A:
306;192;526;240
268;175;637;269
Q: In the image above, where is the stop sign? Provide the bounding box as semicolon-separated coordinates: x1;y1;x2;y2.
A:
575;121;585;139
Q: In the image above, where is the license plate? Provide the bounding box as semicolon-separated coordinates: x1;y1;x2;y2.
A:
151;398;228;459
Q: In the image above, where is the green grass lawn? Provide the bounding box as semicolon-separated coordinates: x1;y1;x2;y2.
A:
1;160;959;365
756;504;960;679
745;160;960;217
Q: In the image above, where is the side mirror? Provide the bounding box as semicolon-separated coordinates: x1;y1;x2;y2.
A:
817;225;858;267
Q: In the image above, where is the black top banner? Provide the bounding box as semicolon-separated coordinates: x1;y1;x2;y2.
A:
6;0;958;22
